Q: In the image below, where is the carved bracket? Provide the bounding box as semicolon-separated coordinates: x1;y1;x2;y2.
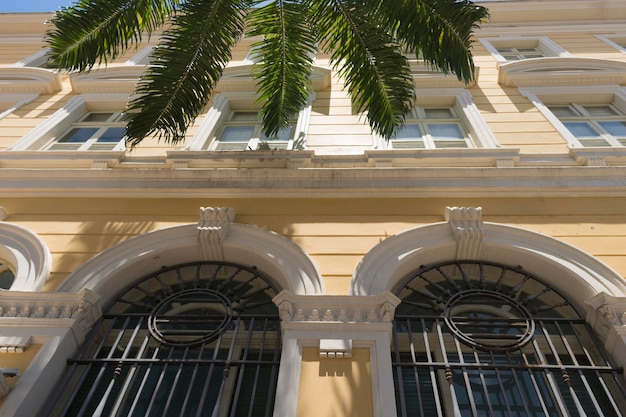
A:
445;206;484;261
197;207;235;261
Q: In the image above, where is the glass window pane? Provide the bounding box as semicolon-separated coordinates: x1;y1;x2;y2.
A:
219;126;255;142
424;108;454;119
427;123;464;140
583;105;619;117
58;127;99;143
82;112;114;122
230;112;259;122
393;124;422;140
548;106;578;118
600;121;626;138
260;126;293;142
97;127;126;143
563;122;601;138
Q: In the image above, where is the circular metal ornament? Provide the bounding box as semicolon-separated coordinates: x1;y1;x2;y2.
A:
148;288;233;347
443;289;535;352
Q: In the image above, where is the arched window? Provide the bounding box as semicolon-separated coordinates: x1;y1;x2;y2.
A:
42;261;282;417
391;260;626;417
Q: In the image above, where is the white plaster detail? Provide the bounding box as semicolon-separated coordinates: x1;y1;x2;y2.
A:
0;222;51;291
69;65;144;93
0;67;62;94
0;207;7;221
445;206;484;260
0;336;31;353
57;219;324;302
319;338;352;358
351;222;626;315
272;291;400;324
585;293;626;379
197;207;235;261
0;373;10;399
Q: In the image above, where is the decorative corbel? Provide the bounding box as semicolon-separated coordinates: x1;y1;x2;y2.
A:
197;207;235;261
445;206;484;261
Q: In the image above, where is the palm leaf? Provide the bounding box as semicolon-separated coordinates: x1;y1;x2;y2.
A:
310;0;414;139
247;0;317;137
387;0;488;83
125;0;250;146
47;0;181;71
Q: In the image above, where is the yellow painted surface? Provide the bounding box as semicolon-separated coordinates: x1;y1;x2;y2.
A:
0;344;42;408
297;347;373;417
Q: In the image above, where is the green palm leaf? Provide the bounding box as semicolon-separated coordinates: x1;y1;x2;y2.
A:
310;0;414;139
125;0;249;146
47;0;181;71
247;0;317;137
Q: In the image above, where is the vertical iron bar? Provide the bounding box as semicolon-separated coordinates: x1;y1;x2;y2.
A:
179;343;207;417
393;319;409;417
452;336;481;417
422;318;445;417
434;318;463;417
126;343;163;417
161;346;190;416
407;318;425;415
264;317;281;417
532;321;570;416
144;345;175;416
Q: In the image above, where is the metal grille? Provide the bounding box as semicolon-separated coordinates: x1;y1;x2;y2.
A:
42;261;281;417
392;260;626;417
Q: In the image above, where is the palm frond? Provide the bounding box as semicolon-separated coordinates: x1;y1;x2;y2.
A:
310;0;414;140
47;0;181;71
125;0;250;146
388;0;488;83
247;0;317;137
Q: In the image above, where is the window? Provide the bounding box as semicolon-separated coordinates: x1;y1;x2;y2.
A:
392;260;626;417
212;111;295;151
42;261;281;417
521;86;626;149
547;103;626;147
495;46;544;61
376;89;500;150
391;107;471;149
9;95;130;152
480;37;569;64
0;260;15;290
43;112;128;151
186;93;312;151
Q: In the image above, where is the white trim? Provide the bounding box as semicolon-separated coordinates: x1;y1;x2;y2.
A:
69;66;143;93
124;45;154;66
56;222;324;302
0;222;51;291
14;47;50;68
351;221;626;313
0;93;38;122
498;57;626;87
0;67;61;94
595;34;626;55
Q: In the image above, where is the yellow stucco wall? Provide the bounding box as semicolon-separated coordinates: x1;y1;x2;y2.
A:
297;347;373;417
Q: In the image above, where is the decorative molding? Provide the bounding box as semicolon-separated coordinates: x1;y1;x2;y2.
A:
197;206;235;261
445;206;484;261
273;291;400;324
319;338;352;358
0;68;62;94
0;222;51;291
0;336;31;353
0;289;101;344
0;207;7;221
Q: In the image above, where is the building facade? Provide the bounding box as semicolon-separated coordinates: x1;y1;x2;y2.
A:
1;0;626;416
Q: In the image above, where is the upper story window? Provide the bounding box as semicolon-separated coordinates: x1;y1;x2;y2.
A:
480;36;569;64
547;103;626;147
44;111;128;151
521;86;626;149
376;89;500;150
391;107;471;149
213;111;295;151
8;95;129;152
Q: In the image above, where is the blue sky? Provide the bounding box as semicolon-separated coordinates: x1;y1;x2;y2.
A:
0;0;77;13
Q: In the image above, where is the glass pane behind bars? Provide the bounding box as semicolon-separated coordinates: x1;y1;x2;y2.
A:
41;261;281;417
392;260;626;417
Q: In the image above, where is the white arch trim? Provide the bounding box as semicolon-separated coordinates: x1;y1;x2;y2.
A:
0;222;52;291
351;222;626;313
57;223;324;303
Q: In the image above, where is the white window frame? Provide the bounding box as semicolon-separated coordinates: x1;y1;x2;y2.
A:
375;89;500;150
596;34;626;55
520;85;626;149
43;111;128;151
8;94;129;152
479;36;570;64
186;93;313;151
